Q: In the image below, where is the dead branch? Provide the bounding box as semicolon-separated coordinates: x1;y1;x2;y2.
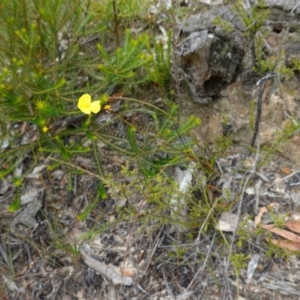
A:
81;246;133;286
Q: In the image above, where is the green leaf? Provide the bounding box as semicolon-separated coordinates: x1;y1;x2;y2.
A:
9;197;21;212
127;125;138;153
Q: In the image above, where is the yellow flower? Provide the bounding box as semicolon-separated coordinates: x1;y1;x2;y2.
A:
78;94;101;115
42;126;49;133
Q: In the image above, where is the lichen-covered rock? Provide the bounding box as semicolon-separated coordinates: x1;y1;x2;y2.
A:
177;6;245;103
179;5;245;33
259;0;300;14
176;1;300;104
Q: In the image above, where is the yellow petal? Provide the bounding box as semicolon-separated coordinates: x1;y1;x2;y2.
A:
78;94;92;114
90;101;101;113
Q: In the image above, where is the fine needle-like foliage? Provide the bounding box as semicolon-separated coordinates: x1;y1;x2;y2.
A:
1;0;300;298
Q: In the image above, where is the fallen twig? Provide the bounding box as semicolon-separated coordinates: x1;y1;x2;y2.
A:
81;245;133;286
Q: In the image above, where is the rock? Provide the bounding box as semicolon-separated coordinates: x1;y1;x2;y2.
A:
177;6;245;103
176;2;300;104
259;0;300;14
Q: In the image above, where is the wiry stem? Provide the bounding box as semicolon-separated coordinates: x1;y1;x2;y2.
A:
112;0;120;48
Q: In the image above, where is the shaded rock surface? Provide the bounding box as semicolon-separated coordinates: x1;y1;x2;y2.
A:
176;1;300;103
177;6;245;103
